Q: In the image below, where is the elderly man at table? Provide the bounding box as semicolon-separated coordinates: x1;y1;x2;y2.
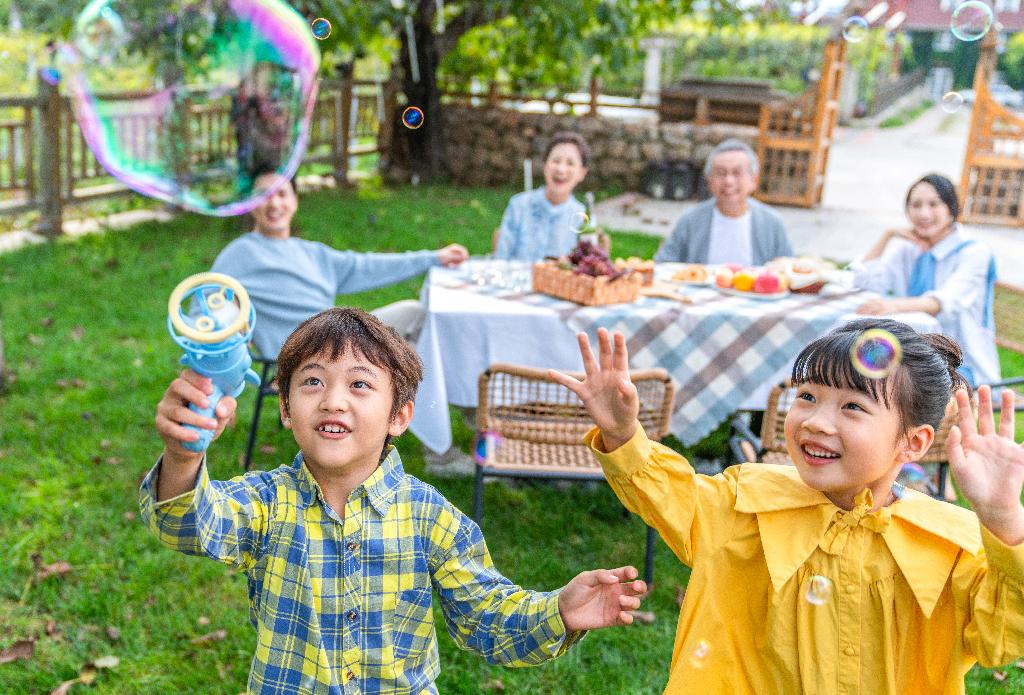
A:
653;139;793;266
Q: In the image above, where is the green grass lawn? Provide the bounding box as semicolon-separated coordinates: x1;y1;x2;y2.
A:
0;182;1022;694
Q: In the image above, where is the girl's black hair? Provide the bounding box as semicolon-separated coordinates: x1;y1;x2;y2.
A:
791;318;969;433
906;173;960;221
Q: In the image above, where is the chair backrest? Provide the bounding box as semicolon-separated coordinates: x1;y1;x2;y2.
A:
760;379;796;455
477;363;674;445
760;379;974;466
994;281;1024;355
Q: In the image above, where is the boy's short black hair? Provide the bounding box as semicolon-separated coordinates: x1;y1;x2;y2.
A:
252;165;297;197
276;308;424;424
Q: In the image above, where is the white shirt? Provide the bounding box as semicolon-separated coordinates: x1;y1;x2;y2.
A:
707;208;753;266
849;228;1000;387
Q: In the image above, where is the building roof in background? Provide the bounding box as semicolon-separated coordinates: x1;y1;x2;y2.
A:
855;0;1024;32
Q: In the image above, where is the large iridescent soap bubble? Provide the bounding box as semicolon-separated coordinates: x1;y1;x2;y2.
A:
60;0;320;216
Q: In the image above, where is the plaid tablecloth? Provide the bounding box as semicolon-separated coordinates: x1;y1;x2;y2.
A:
409;265;940;453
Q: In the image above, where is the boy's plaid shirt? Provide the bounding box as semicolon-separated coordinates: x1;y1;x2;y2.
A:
139;448;581;694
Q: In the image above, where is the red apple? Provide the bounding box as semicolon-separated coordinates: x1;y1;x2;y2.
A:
753;270;782;294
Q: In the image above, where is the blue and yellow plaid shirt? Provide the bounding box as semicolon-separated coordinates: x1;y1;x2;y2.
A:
139;447;581;694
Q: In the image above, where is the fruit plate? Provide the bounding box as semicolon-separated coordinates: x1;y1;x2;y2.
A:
716;285;790;301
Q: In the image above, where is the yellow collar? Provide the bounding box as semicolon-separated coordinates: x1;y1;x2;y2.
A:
733;464;981;618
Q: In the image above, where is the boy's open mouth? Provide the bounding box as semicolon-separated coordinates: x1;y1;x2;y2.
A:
316;421;352;438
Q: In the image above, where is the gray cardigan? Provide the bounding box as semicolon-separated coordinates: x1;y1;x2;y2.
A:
653;198;793;265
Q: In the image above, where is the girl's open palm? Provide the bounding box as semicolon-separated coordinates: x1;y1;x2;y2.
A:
548;328;640;445
947;386;1024;513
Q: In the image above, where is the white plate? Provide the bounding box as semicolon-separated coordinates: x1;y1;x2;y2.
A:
716;285;790;300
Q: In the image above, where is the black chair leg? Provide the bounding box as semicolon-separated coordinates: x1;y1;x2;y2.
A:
243;387;266;471
472;465;485;523
643;525;656;587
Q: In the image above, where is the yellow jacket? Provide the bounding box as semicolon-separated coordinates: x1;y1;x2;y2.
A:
586;427;1024;695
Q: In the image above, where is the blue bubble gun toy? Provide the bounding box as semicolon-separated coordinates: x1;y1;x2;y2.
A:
167;272;261;452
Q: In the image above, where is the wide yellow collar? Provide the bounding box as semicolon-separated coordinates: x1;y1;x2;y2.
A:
733;463;982;618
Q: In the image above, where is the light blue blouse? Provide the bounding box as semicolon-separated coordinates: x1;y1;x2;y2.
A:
494;187;586;261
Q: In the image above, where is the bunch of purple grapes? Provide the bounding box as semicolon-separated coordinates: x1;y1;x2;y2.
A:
567;239;621;278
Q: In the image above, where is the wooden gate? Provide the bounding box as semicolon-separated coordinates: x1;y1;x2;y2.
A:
959;32;1024;227
755;38;846;208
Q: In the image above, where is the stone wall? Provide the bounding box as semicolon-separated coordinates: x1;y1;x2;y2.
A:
439;106;759;191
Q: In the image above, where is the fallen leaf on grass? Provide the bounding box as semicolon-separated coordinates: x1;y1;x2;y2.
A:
482;678;505;691
70;326;85;342
259;444;277;455
106;457;121;466
0;638;35;664
45;620;60;638
36;561;73;582
1016;658;1024;670
40;317;54;328
993;670;1007;682
629;610;656;625
50;679;78;695
190;629;228;646
105;626;121;642
123;511;136;522
79;662;97;685
93;655;119;669
27;334;42;346
197;616;211;626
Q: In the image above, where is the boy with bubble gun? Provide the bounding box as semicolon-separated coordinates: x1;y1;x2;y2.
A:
140;307;647;694
549;319;1024;694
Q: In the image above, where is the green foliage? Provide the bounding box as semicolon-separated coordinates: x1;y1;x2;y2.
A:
999;32;1024;90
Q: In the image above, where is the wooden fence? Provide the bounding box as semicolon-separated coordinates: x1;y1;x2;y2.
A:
0;75;389;237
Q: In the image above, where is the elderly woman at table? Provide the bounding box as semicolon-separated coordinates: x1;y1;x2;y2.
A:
493;132;590;261
851;173;999;388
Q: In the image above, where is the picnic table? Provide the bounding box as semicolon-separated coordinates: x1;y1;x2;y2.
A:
409;262;940;454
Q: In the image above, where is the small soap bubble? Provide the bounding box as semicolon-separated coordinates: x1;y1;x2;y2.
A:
39;67;61;86
842;16;869;43
850;328;902;379
570;211;590;231
402;105;424;129
898;462;928;486
473;430;503;464
62;0;321;217
311;17;332;40
941;91;964;113
688;639;711;668
951;0;993;42
805;575;833;605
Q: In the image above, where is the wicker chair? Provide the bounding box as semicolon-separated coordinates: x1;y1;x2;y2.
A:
473;363;675;586
728;380;972;501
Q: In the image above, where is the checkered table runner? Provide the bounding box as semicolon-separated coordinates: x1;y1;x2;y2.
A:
431;272;869;446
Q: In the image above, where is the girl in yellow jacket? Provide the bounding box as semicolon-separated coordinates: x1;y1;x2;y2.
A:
549;318;1024;695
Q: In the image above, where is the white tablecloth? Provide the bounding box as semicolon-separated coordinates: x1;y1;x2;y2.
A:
409;265;940;454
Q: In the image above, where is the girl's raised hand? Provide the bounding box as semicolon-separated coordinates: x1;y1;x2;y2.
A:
947;386;1024;542
548;328;639;450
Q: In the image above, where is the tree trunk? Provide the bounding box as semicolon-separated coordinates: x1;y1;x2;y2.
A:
392;0;446;181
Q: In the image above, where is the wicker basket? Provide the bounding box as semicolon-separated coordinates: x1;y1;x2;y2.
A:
532;261;642;306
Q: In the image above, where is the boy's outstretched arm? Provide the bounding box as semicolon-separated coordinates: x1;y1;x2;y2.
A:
947;385;1024;546
154;369;236;501
558;566;647;630
548;328;640;452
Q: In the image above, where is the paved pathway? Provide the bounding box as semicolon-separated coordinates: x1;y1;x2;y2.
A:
595;105;1024;286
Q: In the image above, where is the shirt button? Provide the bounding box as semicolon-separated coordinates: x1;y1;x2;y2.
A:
845;584;856;593
347;610;358;621
844;646;856;656
346;541;358;552
346;670;356;681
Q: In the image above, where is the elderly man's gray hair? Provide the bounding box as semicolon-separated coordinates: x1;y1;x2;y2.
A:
703;139;759;179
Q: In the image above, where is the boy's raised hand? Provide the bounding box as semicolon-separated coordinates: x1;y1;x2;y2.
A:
155;369;237;465
558;566;647;631
947;385;1024;545
548;328;640;451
